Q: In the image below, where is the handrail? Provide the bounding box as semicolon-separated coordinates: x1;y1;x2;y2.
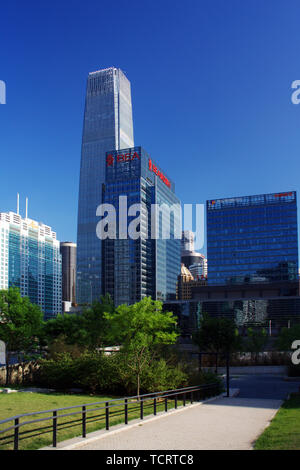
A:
0;382;220;450
0;384;208;425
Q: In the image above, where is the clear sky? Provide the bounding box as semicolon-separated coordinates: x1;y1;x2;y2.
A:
1;0;300;255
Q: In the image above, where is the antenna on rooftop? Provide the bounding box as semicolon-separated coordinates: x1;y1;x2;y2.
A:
17;193;19;215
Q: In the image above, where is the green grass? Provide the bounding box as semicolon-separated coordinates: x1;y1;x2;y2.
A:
254;393;300;450
0;389;186;450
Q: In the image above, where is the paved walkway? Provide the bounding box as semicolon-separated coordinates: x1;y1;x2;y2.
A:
47;390;283;451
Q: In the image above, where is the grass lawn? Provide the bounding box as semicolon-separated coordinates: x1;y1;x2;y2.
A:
0;389;184;450
254;393;300;450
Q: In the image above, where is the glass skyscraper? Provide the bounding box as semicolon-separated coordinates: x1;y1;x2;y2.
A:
207;191;298;285
76;67;134;303
102;146;181;306
60;242;77;305
0;211;62;319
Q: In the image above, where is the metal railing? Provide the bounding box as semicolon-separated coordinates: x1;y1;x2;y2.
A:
0;383;220;450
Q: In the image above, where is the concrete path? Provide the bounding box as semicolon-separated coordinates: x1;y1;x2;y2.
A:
47;390;283;451
230;374;300;399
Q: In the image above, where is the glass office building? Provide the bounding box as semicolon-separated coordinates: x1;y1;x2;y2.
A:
102;146;181;306
207;191;298;285
60;242;77;305
76;67;134;304
164;298;300;339
0;211;62;319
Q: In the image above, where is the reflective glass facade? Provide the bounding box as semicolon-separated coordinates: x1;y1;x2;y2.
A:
60;242;77;304
77;67;134;303
103;146;181;306
0;212;62;319
207;191;298;285
164;298;300;338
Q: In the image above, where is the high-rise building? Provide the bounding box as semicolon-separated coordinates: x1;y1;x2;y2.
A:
0;211;62;319
181;230;207;279
207;191;299;285
176;263;194;300
181;230;195;253
102;146;181;306
76;67;134;304
60;242;77;309
189;259;207;279
165;191;300;336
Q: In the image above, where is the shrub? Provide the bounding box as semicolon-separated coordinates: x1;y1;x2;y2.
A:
276;325;300;351
71;352;121;394
37;353;77;390
140;359;188;393
37;350;222;398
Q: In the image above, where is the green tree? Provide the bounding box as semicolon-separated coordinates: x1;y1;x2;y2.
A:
192;314;241;372
244;327;267;363
0;287;44;385
276;324;300;351
81;293;114;349
42;313;88;348
43;294;115;350
104;296;179;397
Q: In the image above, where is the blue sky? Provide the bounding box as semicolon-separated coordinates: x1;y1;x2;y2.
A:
1;0;300;254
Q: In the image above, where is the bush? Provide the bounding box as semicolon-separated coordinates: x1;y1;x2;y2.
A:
37;352;188;395
37;350;223;398
141;359;188;393
276;325;300;351
37;353;77;390
37;352;121;393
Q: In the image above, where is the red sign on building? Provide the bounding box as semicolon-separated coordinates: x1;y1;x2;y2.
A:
148;159;171;188
106;152;140;166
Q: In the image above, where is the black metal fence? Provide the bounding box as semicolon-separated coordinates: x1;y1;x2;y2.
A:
0;383;220;450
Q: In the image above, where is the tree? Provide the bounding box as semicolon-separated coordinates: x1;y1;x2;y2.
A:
42;313;88;348
192;313;241;372
43;294;115;350
276;324;300;351
81;293;114;349
244;327;267;363
104;297;179;397
0;287;44;385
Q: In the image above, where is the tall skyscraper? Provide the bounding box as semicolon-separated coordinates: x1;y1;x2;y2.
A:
102;146;181;306
76;67;134;303
181;230;207;279
60;242;77;306
0;211;62;319
181;230;195;253
207;191;299;285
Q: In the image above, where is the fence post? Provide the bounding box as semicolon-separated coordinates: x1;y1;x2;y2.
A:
165;397;168;412
183;393;186;406
140;399;144;420
105;402;109;430
191;391;193;404
226;352;230;397
154;397;157;416
14;418;19;451
125;399;128;425
175;394;178;409
82;405;86;438
52;411;57;447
